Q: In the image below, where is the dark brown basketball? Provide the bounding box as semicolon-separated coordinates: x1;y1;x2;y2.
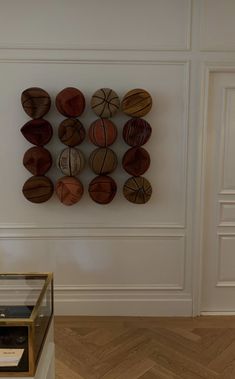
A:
123;118;152;146
55;176;84;206
21;87;51;119
23;147;52;175
21;119;53;146
57;147;85;176
121;89;152;117
56;87;86;117
88;175;117;204
91;88;120;118
89;148;117;175
88;118;117;147
58;118;86;146
22;176;54;203
123;176;152;204
122;147;150;176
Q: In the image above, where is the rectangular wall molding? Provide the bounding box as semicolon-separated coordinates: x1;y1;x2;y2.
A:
0;0;192;52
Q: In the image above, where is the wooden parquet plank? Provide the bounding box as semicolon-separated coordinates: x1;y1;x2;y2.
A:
55;316;235;379
208;340;235;372
114;358;155;379
55;358;84;379
140;363;183;379
150;341;219;379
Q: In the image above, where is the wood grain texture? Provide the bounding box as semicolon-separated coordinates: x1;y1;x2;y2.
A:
88;175;117;204
123;176;152;204
56;87;86;117
89;148;118;175
21;87;51;119
121;89;152;118
122;147;150;176
55;316;235;379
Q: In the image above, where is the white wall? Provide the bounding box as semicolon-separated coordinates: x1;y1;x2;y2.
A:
1;0;235;316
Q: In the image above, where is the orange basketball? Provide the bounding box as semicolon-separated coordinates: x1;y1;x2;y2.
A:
88;118;117;147
55;176;84;206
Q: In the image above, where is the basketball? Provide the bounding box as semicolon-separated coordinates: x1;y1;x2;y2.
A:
122;147;150;176
123;118;152;146
91;88;120;118
55;176;84;205
21;119;53;146
88;175;117;204
22;176;54;203
89;147;117;175
88;118;117;147
21;87;51;119
58;118;86;146
23;147;52;176
57;147;85;176
56;87;86;117
121;89;152;117
123;176;152;204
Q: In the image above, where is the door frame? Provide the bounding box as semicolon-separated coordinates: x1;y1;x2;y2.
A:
193;62;235;316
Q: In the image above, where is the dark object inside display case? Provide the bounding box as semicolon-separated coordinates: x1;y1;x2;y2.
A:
0;305;33;319
0;273;53;377
0;324;29;372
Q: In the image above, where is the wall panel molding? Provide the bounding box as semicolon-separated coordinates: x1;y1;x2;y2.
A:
219;87;235;194
0;235;186;291
0;224;186;239
0;0;192;52
199;0;235;52
0;59;190;229
216;234;235;287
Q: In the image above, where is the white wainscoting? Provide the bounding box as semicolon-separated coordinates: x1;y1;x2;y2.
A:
0;0;218;316
0;0;191;51
200;0;235;51
0;233;190;316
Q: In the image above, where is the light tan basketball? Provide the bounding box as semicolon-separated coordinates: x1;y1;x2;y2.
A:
57;147;85;176
91;88;120;118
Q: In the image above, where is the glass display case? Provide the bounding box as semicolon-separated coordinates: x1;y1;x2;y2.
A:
0;273;53;377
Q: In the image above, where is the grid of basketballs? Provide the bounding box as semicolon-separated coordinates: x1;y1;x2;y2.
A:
21;86;152;206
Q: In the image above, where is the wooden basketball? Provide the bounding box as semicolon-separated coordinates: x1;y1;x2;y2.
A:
22;176;54;203
122;147;150;176
123;118;152;146
91;88;120;118
23;147;52;176
88;175;117;204
21;87;51;119
89;148;117;175
56;87;86;117
121;89;152;117
58;118;86;146
88;118;117;147
123;176;152;204
57;147;85;176
21;119;53;146
55;176;84;205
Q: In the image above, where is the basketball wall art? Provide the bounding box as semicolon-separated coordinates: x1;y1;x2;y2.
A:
121;88;153;204
20;87;153;205
88;88;119;204
21;87;54;203
55;87;86;206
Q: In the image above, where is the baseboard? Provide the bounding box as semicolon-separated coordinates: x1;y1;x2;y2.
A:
200;311;235;316
0;286;192;317
54;287;192;316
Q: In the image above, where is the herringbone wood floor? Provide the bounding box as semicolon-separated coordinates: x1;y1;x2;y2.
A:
55;316;235;379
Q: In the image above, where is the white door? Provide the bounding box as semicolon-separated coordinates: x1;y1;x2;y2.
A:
202;70;235;312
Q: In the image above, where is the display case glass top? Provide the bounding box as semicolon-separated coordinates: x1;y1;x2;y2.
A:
0;273;53;377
